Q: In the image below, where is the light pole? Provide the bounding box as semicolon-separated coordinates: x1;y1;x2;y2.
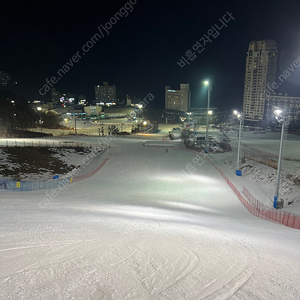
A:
273;108;290;209
39;119;43;133
74;116;77;135
187;112;192;124
234;110;243;176
204;80;212;152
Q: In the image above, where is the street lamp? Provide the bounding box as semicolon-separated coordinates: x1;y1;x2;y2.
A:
204;80;212;152
39;118;44;133
74;116;77;135
273;107;290;209
187;112;192;124
234;110;243;176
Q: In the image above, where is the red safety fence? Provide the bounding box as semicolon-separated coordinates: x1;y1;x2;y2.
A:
72;158;110;183
205;155;300;230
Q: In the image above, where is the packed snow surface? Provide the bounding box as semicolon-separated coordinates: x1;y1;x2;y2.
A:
1;137;300;300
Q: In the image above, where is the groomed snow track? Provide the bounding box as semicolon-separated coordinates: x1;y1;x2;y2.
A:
1;137;300;300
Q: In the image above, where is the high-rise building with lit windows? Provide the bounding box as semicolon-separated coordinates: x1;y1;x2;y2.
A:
243;40;278;122
165;84;191;112
51;88;61;107
95;82;116;104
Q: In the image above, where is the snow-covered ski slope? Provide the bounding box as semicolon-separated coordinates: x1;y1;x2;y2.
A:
1;137;300;300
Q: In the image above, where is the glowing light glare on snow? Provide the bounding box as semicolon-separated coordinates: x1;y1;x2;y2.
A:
190;174;216;183
154;174;187;182
155;174;216;183
89;206;176;221
163;201;217;213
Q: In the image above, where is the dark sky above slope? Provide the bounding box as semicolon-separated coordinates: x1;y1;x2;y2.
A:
1;0;300;110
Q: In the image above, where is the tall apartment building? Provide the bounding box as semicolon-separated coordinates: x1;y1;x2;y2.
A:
95;82;116;104
242;40;300;123
165;84;191;112
243;40;278;122
51;88;61;107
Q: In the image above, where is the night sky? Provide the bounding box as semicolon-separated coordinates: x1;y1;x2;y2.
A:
1;0;300;110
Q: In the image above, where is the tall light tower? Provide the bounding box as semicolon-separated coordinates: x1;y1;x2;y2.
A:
204;80;212;152
234;110;243;176
273;107;290;209
187;112;192;124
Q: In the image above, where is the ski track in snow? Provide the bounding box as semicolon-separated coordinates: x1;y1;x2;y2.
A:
1;137;300;300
